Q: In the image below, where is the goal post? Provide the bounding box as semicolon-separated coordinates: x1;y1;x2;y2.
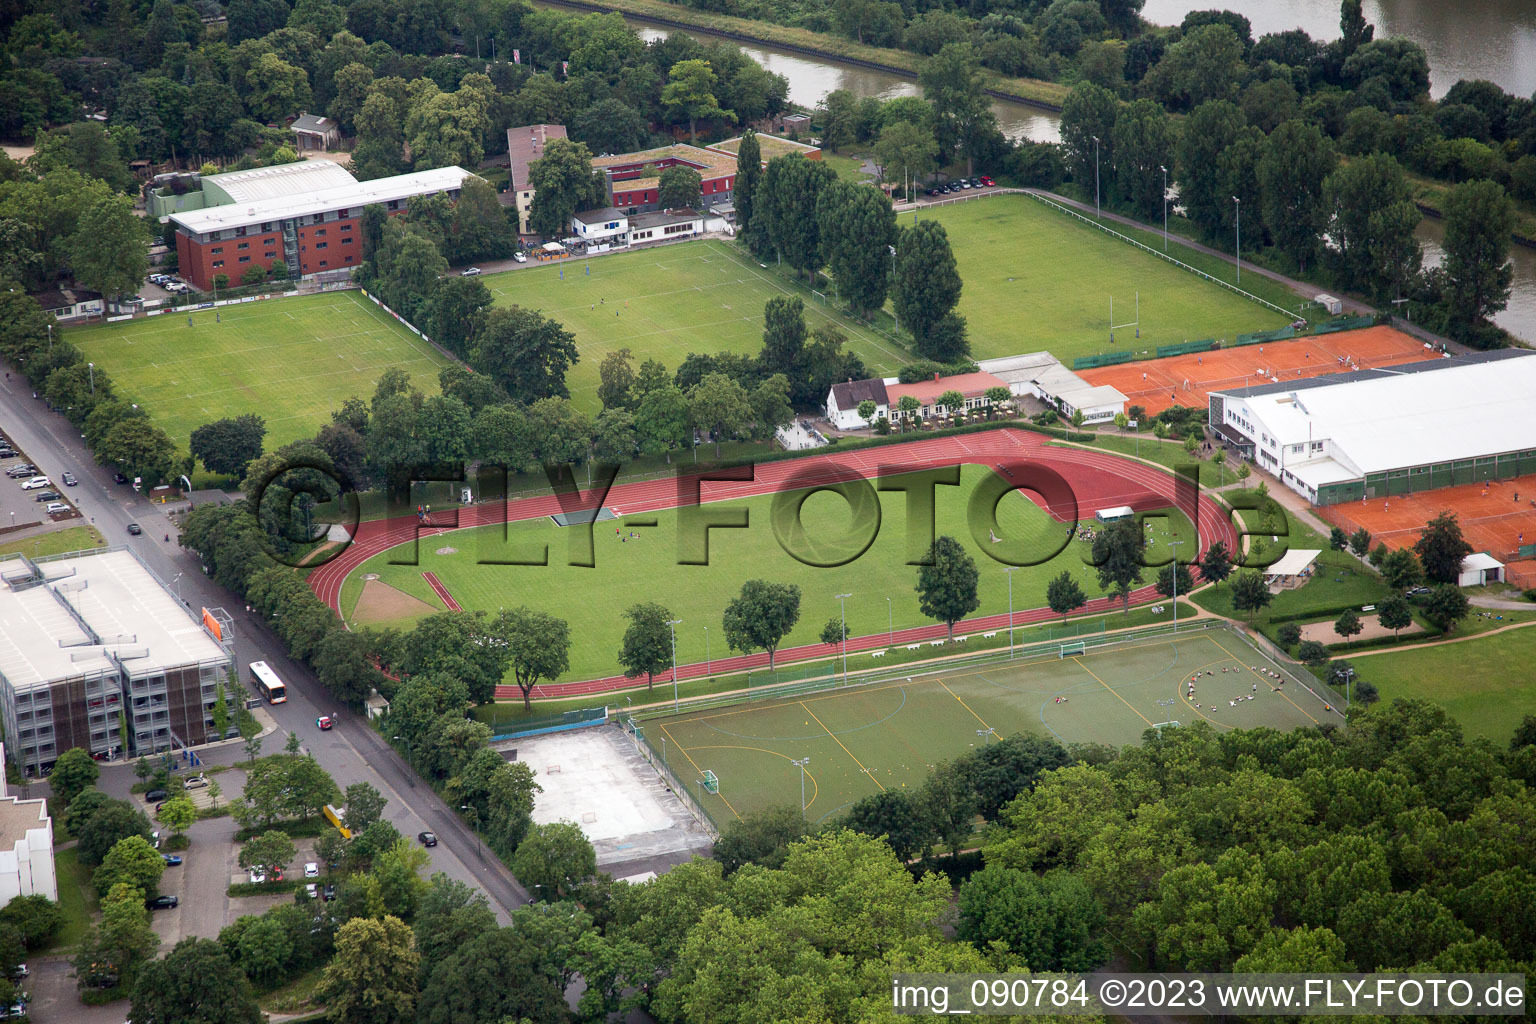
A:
1058;640;1087;659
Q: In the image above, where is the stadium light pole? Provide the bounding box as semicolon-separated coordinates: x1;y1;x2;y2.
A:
1091;136;1101;218
1159;165;1168;250
792;757;810;817
1232;196;1241;284
835;593;852;684
667;619;682;712
1169;539;1185;634
886;596;892;643
976;727;995;746
1342;666;1355;706
704;625;710;676
1003;566;1019;657
888;245;898;333
87;362;94;395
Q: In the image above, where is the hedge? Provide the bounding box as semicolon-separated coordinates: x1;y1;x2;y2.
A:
227;879;303;897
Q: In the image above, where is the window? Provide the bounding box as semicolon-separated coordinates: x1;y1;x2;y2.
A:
264;251;276;259
238;255;250;263
340;222;353;231
337;209;348;218
210;246;223;254
238;242;249;249
315;228;327;236
212;260;224;268
315;242;327;249
319;260;328;267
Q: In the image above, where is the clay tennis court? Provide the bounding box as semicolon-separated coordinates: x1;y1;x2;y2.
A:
1079;325;1436;415
1317;472;1536;574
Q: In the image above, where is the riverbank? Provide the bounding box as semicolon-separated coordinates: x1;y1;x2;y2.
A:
537;0;1069;111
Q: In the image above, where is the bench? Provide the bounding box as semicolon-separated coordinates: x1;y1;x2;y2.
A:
870;650;887;658
982;631;997;638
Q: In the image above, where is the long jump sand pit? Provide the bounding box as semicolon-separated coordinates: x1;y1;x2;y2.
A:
496;726;713;867
1079;325;1436;416
351;577;439;624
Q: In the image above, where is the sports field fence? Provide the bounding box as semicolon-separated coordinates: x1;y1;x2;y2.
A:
622;716;724;837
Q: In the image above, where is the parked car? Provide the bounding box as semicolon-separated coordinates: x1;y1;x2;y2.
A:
8;964;26;980
249;869;267;884
304;862;319;878
184;774;208;789
113;472;128;483
323;883;336;901
45;503;68;515
1405;585;1431;597
316;714;334;730
980;176;995;186
512;251;528;263
146;894;179;910
0;448;16;459
144;788;167;802
61;471;77;486
417;831;437;847
33;490;60;502
161;854;182;866
19;476;48;490
127;523;142;535
460;267;482;276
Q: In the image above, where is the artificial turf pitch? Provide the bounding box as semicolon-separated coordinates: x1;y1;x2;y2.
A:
342;464;1197;682
650;627;1338;824
69;290;450;449
481;239;910;414
916;195;1292;365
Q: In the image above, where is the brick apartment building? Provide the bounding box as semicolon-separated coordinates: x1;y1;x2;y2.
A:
593;144;737;214
506;123;567;235
168;166;477;291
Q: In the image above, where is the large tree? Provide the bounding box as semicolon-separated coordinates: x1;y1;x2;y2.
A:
721;579;801;671
95;836;165;899
316;915;419;1024
918;42;997;175
470;305;579;405
872;119;938;200
527;137;598;238
1061;82;1119;203
1175;100;1245;240
1199;540;1234;588
662;59;734;143
1046;570;1087;620
49;747;99;808
688;372;752;456
757;153;838;279
498;606;570;710
958;865;1108;971
1440;179;1514;338
1229;569;1273;618
916;535;980;639
68;195;147;300
1258;119;1337;273
892;219;964;359
511;821;597;900
1090;518;1145;612
1414;511;1473;584
1111;98;1174;222
617;602;674;691
129;937;262;1024
733;129;763;244
759;296;806;378
816;181;896;317
1322;152;1422;302
658;165;702;211
189;415;266;478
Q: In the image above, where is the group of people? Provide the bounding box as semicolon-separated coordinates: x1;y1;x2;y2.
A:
1186;667;1271;713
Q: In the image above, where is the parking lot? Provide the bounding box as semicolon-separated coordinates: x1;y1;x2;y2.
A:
0;431;81;532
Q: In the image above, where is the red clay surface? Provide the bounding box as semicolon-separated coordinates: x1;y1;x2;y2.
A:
307;429;1238;701
1318;473;1536;570
1079;325;1435;416
421;571;462;612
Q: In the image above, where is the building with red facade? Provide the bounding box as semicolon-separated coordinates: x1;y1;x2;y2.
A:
168;167;477;292
591;144;737;215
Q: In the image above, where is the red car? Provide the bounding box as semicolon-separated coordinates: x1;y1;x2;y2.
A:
980;176;995;187
316;715;334;730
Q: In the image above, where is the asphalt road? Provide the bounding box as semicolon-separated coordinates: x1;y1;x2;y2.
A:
0;376;529;922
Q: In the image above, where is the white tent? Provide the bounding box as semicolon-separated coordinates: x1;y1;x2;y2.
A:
1262;549;1320;590
1458;552;1504;587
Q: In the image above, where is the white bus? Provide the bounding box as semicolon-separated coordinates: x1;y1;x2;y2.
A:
249;661;288;704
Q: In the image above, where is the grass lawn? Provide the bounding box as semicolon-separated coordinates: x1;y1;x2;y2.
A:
481;239;909;414
50;846;96;951
819;152;874;182
69;290;451;450
345;464;1196;681
915;194;1291;366
0;525;103;559
260;967;327;1014
1351;624;1536;743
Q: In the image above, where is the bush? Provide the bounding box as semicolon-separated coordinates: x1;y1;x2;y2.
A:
1296;640;1330;666
897;359;980;383
226;879;302;897
1275;623;1302;649
1353;679;1380;705
1524;589;1536;602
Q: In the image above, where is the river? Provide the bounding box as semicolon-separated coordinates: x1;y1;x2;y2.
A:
1416;214;1536;344
1142;0;1536;99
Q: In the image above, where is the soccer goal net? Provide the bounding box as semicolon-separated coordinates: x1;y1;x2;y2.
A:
1058;640;1087;658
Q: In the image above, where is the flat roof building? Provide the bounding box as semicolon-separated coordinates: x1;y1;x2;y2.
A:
1210;349;1536;505
0;749;54;903
979;353;1126;424
506;124;568;235
168;166;477;291
592;144;737;215
0;548;232;776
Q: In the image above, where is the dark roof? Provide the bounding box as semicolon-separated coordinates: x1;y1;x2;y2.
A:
505;124;567;189
1210;348;1535;401
33;287;101;309
830;378;889;410
573;207;624;224
1212;421;1253;447
292;113;335;134
630;209;702;229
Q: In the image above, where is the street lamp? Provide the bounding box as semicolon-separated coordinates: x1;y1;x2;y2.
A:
885;596;892;644
460;804;482;859
888;245;898;333
46;324;52;352
667;619;681;712
87;362;95;396
1232;196;1241;284
1003;566;1020;657
791;757;810;817
392;735;415;787
171;571;184;603
976;727;995;746
1091;136;1101;218
704;625;710;676
835;592;851;684
1159;165;1168;250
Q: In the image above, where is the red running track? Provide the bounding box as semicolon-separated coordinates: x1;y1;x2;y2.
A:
421;572;462;612
306;429;1237;701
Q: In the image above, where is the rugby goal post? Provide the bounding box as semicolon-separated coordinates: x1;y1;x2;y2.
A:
1058;640;1087;659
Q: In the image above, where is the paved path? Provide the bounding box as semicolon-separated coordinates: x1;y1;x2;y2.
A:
307;427;1239;701
1469;593;1536;610
1342;617;1536;658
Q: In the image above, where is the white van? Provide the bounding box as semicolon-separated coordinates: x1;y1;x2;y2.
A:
20;476;49;490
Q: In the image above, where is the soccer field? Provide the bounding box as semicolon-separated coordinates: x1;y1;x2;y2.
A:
481;240;910;413
342;464;1196;682
644;623;1338;824
915;195;1292;365
70;291;451;450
